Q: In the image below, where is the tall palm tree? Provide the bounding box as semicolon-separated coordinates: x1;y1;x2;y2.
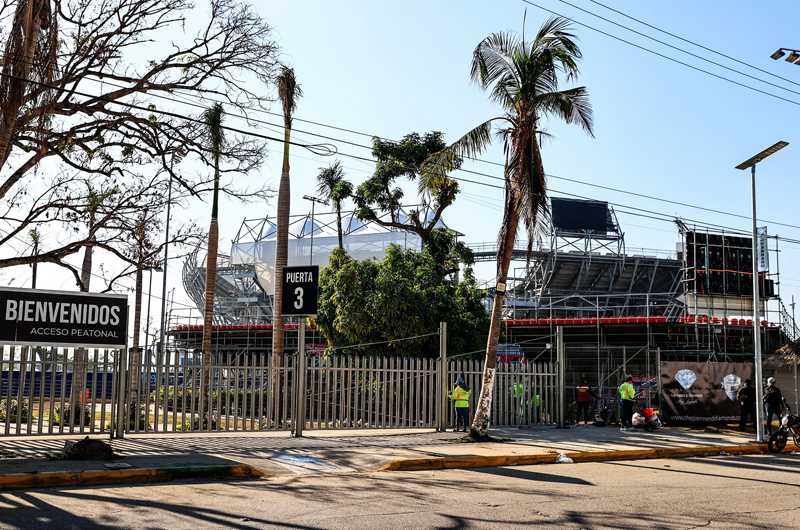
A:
316;160;352;250
201;102;225;421
425;17;593;438
272;67;302;357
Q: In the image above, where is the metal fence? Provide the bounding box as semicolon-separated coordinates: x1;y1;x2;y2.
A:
1;344;562;437
0;345;120;436
446;359;559;428
301;355;439;429
126;350;296;434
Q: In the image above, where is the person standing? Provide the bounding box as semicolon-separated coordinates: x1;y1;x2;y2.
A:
619;375;635;432
449;378;472;433
764;377;786;436
513;380;526;424
576;379;593;425
736;379;756;432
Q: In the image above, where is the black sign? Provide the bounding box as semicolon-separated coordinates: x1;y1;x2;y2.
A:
0;287;128;348
551;197;611;234
661;362;754;425
281;266;319;316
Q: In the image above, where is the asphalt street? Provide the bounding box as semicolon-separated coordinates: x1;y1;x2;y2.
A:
0;453;798;529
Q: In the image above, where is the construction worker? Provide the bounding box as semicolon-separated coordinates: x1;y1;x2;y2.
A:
449;378;471;432
619;375;636;431
513;380;526;424
576;379;593;425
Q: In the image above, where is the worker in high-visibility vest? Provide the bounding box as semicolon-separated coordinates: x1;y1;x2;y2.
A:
449;378;472;432
619;375;636;431
513;381;526;423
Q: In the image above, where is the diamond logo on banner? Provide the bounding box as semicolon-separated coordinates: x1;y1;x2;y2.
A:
675;369;697;390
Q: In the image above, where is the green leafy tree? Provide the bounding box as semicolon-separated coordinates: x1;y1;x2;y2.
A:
424;17;594;438
317;230;488;357
316;160;353;250
354;132;461;245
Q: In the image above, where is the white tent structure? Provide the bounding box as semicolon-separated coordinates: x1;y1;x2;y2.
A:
182;207;458;323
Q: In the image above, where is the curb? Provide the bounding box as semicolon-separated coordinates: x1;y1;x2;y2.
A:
379;444;770;471
0;464;267;491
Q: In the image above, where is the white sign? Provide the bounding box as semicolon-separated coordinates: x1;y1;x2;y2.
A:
757;226;768;272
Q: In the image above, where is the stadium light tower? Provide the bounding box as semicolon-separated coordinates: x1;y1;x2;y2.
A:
770;48;800;64
736;141;788;442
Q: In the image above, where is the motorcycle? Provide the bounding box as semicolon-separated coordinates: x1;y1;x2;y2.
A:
767;405;800;453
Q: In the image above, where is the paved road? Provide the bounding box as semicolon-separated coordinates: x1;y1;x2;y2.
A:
1;453;797;529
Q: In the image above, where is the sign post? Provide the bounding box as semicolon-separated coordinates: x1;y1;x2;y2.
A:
281;266;319;437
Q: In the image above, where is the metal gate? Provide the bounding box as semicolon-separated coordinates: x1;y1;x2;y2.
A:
1;329;565;437
446;359;560;428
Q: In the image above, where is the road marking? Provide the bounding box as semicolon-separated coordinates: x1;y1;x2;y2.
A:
254;452;356;475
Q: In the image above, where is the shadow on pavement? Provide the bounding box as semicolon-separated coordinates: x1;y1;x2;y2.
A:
467;465;595;486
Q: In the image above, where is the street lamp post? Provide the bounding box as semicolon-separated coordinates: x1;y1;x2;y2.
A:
143;267;163;362
736;141;788;442
302;195;327;266
770;48;800;64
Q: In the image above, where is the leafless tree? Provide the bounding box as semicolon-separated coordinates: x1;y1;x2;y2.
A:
0;0;281;277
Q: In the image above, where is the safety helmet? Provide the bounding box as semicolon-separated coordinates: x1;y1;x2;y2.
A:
457;378;465;383
767;377;776;385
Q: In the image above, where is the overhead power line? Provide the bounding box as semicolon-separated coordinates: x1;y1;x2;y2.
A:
585;0;800;89
551;0;800;97
519;0;800;107
3;68;800;246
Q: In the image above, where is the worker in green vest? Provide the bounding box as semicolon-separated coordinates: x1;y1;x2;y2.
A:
449;378;471;432
513;381;542;425
513;381;526;423
619;375;636;432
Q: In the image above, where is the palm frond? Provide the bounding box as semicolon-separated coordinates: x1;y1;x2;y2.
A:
536;87;594;137
277;66;302;126
202;103;225;153
471;32;521;91
419;119;495;194
316;160;345;203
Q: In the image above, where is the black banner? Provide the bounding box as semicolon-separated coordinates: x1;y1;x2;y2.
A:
660;361;754;425
0;287;128;348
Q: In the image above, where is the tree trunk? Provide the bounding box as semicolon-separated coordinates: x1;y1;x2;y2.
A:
202;218;219;422
336;202;343;250
71;241;93;415
0;0;46;166
469;205;521;438
129;267;143;403
272;169;290;421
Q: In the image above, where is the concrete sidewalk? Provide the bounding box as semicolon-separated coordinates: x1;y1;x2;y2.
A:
0;425;782;490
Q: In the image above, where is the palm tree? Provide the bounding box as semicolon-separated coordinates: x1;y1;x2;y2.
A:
316;160;353;251
28;228;41;289
425;17;593;438
272;66;302;357
201;102;225;421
